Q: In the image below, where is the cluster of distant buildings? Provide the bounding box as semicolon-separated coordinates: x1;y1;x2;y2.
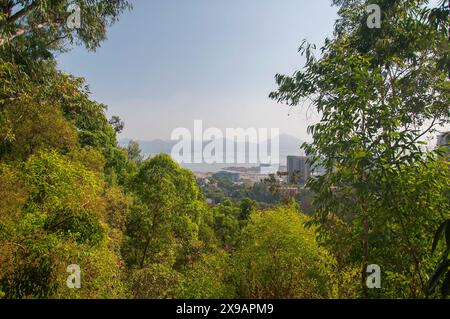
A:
195;156;313;188
196;132;449;189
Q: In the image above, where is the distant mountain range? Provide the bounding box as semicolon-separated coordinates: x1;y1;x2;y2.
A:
119;134;305;168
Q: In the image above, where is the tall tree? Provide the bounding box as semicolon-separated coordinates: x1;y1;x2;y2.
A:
270;0;449;297
123;154;207;298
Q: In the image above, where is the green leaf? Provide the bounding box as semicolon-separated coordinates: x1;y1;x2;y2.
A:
441;271;450;298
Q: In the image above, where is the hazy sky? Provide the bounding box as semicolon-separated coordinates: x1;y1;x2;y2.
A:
57;0;338;141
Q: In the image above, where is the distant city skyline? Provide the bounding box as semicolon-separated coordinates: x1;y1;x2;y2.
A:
56;0;339;141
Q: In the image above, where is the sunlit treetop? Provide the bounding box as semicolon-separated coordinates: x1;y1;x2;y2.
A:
0;0;132;57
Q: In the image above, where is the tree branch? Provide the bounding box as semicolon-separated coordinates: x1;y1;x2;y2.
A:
7;1;39;24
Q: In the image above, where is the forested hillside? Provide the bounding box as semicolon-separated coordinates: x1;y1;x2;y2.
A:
0;0;449;299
